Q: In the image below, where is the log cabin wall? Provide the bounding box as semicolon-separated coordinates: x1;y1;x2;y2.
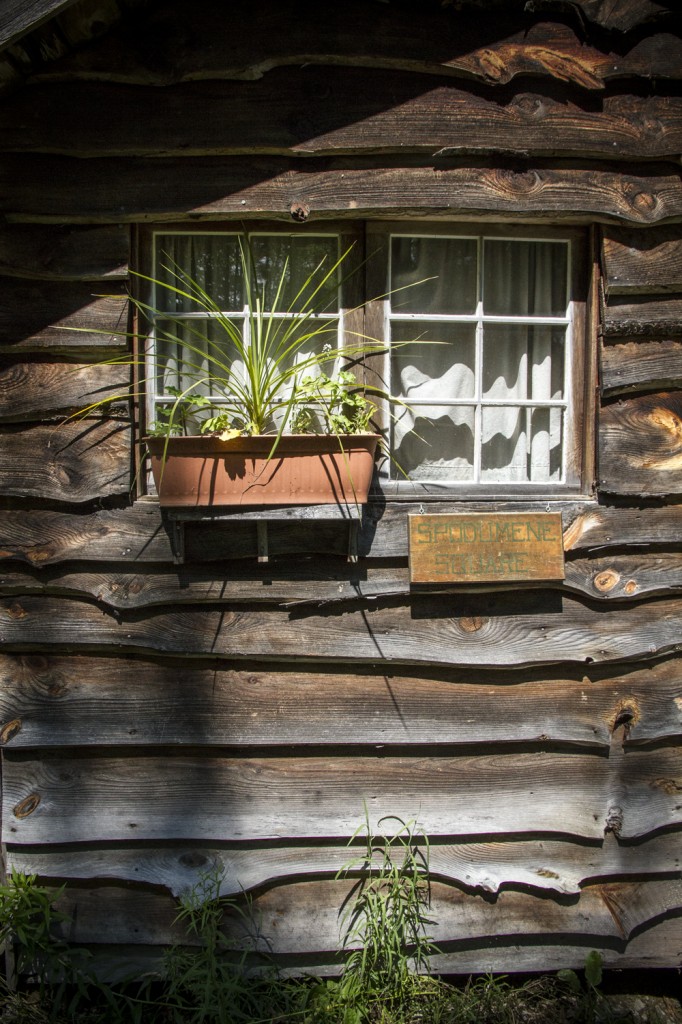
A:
0;0;681;976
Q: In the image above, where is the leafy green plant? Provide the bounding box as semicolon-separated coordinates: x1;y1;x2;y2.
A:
335;811;439;1022
558;950;611;1022
0;870;69;997
159;867;279;1024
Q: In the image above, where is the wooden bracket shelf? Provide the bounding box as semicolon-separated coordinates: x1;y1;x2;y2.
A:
162;505;363;565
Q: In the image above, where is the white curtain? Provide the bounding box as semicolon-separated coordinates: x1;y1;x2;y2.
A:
391;237;568;484
151;234;340;432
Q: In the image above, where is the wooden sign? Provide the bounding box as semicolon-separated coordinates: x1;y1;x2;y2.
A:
408;512;565;584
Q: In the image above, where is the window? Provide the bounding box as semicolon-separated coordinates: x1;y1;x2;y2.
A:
141;222;588;497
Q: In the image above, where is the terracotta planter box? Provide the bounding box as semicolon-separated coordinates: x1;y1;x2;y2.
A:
146;434;380;508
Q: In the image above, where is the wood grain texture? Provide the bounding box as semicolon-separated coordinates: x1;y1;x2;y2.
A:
5;76;682;162
0;0;79;51
602;225;682;295
0;278;129;352
3;745;680;843
7;830;681;897
34;0;682;89
67;917;682;976
2;501;682;566
601;338;682;395
0;419;130;501
0;652;679;750
43;878;682;951
0;224;128;280
599;392;682;496
0;362;130;422
2;592;682;668
4;551;682;607
602;295;682;337
3;156;682;225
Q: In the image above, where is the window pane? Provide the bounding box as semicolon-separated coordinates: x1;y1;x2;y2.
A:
391;237;477;314
482;325;565;401
393;405;475;481
250;236;339;313
154;235;244;312
529;407;563;482
155;317;237;397
480;406;563;482
480;406;527;482
392;322;476;401
483;240;568;316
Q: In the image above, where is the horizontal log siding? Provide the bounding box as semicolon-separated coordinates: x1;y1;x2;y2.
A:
1;653;679;750
34;0;682;88
4;77;682;162
1;0;682;976
4;157;682;225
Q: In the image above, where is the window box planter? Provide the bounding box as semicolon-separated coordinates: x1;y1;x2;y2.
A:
147;433;380;508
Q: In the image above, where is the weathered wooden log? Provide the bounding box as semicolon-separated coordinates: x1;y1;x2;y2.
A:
599;392;682;496
3;156;682;225
0;224;128;280
0;362;130;422
3;589;679;667
0;419;130;501
0;278;129;353
5;76;682;162
62;916;682;976
7;830;680;898
602;295;682;337
0;0;78;51
1;501;682;566
43;878;682;951
38;0;682;89
3;551;682;607
0;652;679;750
2;592;682;668
601;225;682;295
3;745;680;842
601;338;682;395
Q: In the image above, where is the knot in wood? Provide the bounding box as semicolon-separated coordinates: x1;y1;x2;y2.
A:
593;569;620;593
290;201;310;222
604;804;623;836
13;792;40;819
497;168;541;196
0;718;22;744
513;94;544;119
27;545;55;564
459;615;488;633
610;697;640;733
6;601;27;619
623;579;638;595
475;48;508;83
630;190;658;217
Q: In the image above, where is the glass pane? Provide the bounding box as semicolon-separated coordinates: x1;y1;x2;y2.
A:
250;235;339;313
392;405;475;481
391;236;477;314
481;406;528;482
254;315;340;373
154;318;238;397
154;234;244;313
529;406;563;482
483;240;568;316
482;325;565;401
391;321;476;401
